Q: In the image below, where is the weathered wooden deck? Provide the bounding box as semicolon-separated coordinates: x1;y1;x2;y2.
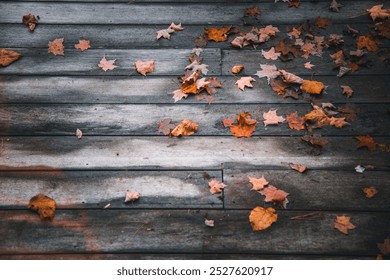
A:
0;0;389;259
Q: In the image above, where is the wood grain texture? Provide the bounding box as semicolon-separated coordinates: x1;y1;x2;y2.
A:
1;23;386;49
0;48;221;76
0;209;388;255
0;136;389;170
0;1;376;24
222;49;389;76
223;170;390;210
1;76;388;104
0;104;388;136
0;170;222;209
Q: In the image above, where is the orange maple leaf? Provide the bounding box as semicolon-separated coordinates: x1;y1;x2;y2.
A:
231;65;244;74
355;135;377;151
263;109;285;126
270;78;290;95
0;48;22;67
235;76;256;91
249;206;278;231
135;60;155;76
286;111;305;130
229;112;258;138
366;4;390;21
28;194;57;220
301;80;325;94
244;7;260;16
357;36;379;52
301;134;328;148
74;40;90;51
334;215;356;234
260;185;289;208
289;163;307;173
362;186;378;198
340;85;353;97
204;26;232;42
98;56;118;71
158;119;175;135
48;38;64;56
171;119;199;137
208;179;226;194
248;176;269;191
315;16;332;28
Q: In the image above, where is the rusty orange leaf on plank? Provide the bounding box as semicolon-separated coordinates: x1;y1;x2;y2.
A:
357;36;379;52
260;185;289;208
340;85;353;97
208;179;226;194
288;0;301;8
28;194;57;220
222;118;234;128
48;38;65;56
244;7;260;16
135;60;155;76
98;56;118;71
279;69;303;84
231;65;244;74
22;13;39;31
362;186;378;198
0;48;22;67
304;62;315;69
334;215;356;234
124;191;140;203
169;22;184;31
355;135;377;151
204;26;232;42
301;80;325;94
229;112;258;138
158;119;175;135
171;119;199;137
286;111;305;131
301;134;328;148
263;109;285;126
315;17;332;28
249;207;278;231
74;40;91;51
367;4;390;21
270;78;290;95
289;163;307;173
248;176;269;191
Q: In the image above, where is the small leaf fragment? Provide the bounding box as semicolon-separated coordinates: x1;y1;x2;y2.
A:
208;179;226;194
76;128;83;139
204;219;215;227
28;194;57;220
362;186;378;198
74;40;91;51
135;60;155;76
124;191;140;203
48;38;65;56
334;215;356;234
171;119;199;137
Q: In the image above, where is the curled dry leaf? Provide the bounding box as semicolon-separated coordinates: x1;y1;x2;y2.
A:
208;179;226;194
135;60;155;76
98;56;118;71
76;128;83;139
260;185;289;208
248;176;269;191
301;134;328;148
204;218;215;227
355;135;377;151
362;186;378;198
289;163;308;173
169;22;184;31
229;112;258;138
334;215;356;234
357;36;379;52
279;69;303;84
231;65;244;74
235;76;256;91
341;85;353;97
0;48;22;67
249;206;278;231
28;194;57;220
74;40;90;51
263;109;285;126
124;191;140;203
171;89;188;103
48;38;65;56
301;80;325;94
156;28;175;40
22;13;39;31
204;26;232;42
270;78;290;95
262;47;281;60
158;118;175;135
286;111;305;130
366;4;390;21
171;119;199;137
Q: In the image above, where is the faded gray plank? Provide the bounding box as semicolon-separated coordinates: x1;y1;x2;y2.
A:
0;209;388;255
1;76;388;104
0;104;388;136
0;170;222;209
0;48;221;76
1;23;386;49
11;0;346;2
0;1;377;24
223;170;390;211
222;49;389;76
0;136;389;169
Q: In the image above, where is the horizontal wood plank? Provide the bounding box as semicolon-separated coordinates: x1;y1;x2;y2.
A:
1;23;386;49
0;136;389;170
1;76;388;104
1;104;388;136
0;209;388;255
222;49;389;76
0;48;221;76
223;170;390;211
0;170;222;209
0;1;377;25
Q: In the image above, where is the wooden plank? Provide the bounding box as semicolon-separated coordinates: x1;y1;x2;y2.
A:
222;49;389;76
1;76;388;104
223;170;390;211
0;209;388;255
0;253;373;260
0;136;389;170
1;23;386;50
0;1;376;25
0;48;221;76
1;104;388;136
0;170;222;209
13;0;350;3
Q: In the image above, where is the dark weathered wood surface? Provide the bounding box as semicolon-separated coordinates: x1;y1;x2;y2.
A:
1;104;388;136
0;209;388;255
1;76;388;104
0;170;222;209
1;136;389;170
